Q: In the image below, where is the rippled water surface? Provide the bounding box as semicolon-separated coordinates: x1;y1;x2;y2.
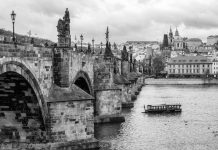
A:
95;85;218;150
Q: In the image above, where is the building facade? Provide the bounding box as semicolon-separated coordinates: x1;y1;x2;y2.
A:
207;35;218;45
186;38;202;50
212;59;218;75
167;56;212;76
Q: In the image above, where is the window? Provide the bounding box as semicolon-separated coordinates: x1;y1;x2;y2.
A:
203;65;204;67
186;65;188;67
178;69;180;73
186;69;188;73
203;69;204;72
173;69;175;73
197;69;199;73
169;69;171;73
208;65;209;67
194;69;195;73
182;69;184;73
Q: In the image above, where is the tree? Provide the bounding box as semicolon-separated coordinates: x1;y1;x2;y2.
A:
152;55;165;76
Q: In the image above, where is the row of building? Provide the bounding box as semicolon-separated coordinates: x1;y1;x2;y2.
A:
161;27;218;77
167;55;218;76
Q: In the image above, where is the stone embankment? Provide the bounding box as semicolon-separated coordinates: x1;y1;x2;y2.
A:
144;78;218;85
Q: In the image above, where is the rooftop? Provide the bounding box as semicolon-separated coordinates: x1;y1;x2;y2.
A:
186;38;202;42
168;55;211;64
207;35;218;38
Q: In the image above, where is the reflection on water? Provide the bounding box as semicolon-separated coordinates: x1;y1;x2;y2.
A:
95;85;218;150
144;112;182;117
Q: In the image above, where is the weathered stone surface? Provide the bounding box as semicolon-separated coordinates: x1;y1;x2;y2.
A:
95;89;122;116
47;100;94;142
0;43;97;147
47;84;94;102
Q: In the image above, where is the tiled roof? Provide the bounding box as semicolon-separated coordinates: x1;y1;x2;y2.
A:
47;84;94;102
168;56;212;64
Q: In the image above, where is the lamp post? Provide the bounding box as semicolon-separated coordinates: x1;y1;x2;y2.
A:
80;34;83;52
100;42;103;54
92;38;95;54
10;10;16;43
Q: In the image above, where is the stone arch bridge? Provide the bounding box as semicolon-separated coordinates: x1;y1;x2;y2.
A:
0;43;97;148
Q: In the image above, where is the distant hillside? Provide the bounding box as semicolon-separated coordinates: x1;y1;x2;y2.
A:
0;28;55;46
126;41;159;45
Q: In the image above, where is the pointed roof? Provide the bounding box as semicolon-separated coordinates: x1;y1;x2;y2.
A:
105;26;109;43
175;28;179;36
121;45;129;61
169;26;173;36
104;41;114;58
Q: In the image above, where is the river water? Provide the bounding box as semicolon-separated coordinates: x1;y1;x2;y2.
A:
95;85;218;150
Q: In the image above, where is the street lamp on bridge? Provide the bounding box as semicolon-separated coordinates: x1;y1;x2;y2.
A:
80;34;83;52
10;10;16;43
92;38;95;54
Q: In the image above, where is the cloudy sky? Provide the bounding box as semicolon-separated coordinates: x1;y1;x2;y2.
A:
1;0;218;44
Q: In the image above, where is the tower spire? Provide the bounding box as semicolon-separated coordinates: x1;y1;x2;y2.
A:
170;26;172;33
105;26;109;43
175;27;179;36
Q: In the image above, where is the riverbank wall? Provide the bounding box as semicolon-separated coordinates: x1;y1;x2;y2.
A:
144;78;218;85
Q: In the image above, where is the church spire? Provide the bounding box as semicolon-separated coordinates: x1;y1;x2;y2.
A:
175;27;179;37
105;26;109;43
169;26;173;35
104;26;113;58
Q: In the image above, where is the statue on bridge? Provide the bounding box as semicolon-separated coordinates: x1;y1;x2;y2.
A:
57;8;71;47
121;45;129;61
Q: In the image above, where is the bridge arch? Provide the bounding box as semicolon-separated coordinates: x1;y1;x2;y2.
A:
73;70;93;95
0;61;46;123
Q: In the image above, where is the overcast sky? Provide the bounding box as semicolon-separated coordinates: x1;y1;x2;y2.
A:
1;0;218;44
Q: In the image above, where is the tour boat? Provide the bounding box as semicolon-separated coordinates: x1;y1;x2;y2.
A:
144;104;182;113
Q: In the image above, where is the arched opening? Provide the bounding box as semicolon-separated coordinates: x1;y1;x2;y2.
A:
74;77;91;94
0;71;46;143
